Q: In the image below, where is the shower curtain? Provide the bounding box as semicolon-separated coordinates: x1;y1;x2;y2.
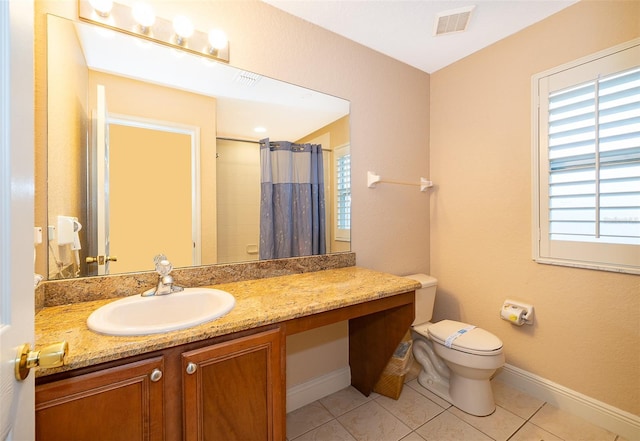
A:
259;138;326;259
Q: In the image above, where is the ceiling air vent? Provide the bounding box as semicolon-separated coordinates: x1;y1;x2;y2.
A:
234;70;262;87
434;5;475;36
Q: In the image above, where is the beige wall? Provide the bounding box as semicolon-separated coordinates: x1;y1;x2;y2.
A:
34;3;50;277
46;14;88;278
430;0;640;415
216;139;261;264
300;115;350;149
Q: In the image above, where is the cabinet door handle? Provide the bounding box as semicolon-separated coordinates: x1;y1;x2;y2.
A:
186;362;197;375
150;368;163;382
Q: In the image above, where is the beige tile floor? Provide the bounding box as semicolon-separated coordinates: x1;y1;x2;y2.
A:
286;363;630;441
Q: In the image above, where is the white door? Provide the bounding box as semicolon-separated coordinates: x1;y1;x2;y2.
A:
0;0;35;439
95;84;111;275
91;107;201;274
108;121;197;272
87;85;111;276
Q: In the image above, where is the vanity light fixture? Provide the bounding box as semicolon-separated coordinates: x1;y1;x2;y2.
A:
88;0;113;17
78;0;230;63
207;29;228;55
131;1;155;34
172;15;194;46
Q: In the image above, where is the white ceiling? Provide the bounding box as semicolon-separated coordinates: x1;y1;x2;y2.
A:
73;19;349;141
72;0;580;141
262;0;579;74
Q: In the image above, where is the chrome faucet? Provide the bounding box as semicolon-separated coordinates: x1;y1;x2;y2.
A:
142;254;184;297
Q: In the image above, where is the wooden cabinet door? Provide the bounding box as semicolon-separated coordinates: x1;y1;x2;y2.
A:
35;357;164;441
182;328;284;441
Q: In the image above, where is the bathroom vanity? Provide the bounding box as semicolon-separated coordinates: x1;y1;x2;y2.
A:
34;267;419;440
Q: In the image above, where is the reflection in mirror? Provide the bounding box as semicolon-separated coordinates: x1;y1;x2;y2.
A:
45;14;350;280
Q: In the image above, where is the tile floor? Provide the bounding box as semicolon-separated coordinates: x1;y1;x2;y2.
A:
286;363;630;441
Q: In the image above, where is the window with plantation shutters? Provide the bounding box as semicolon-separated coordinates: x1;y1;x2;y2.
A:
334;144;351;241
533;39;640;274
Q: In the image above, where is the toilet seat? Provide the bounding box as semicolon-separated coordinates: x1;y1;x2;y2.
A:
428;320;503;356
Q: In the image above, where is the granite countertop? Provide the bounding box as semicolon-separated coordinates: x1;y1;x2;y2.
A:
35;267;420;377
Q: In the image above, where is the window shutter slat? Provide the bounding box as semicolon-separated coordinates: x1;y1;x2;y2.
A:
547;66;640;246
335;152;351;232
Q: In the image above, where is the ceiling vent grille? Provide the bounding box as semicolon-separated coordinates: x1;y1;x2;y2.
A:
234;70;262;87
434;5;475;36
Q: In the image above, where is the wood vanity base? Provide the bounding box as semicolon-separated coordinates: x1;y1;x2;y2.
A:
284;290;415;396
36;290;415;440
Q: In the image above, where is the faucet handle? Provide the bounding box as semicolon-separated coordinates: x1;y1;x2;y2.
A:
153;254;167;266
153;254;172;276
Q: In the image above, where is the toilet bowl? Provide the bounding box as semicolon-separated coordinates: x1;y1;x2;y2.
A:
406;274;505;417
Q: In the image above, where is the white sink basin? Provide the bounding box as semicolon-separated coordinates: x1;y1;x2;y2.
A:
87;288;235;336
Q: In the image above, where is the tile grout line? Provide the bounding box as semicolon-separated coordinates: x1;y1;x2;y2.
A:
505;401;548;441
371;394;425;440
289;386;387;439
288;381;624;441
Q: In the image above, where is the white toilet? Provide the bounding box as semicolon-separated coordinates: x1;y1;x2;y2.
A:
406;274;505;416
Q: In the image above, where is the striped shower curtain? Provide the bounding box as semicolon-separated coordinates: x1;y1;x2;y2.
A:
259;138;326;259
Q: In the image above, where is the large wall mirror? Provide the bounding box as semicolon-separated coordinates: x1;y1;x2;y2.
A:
44;14;350;280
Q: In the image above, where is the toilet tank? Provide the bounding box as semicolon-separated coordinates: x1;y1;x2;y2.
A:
404;274;438;326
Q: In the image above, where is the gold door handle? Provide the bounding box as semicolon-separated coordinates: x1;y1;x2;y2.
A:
15;341;68;381
86;255;118;264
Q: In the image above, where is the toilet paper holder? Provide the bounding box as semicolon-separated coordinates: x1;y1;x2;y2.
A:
500;299;534;326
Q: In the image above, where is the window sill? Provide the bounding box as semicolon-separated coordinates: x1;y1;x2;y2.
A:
534;257;640;275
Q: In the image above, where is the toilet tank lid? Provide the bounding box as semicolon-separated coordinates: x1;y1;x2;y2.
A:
428;320;503;354
404;274;437;288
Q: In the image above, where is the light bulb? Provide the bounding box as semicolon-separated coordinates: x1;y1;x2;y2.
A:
89;0;113;17
207;29;228;51
173;15;194;45
132;2;155;30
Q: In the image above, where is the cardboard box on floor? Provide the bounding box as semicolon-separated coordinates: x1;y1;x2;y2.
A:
373;331;413;400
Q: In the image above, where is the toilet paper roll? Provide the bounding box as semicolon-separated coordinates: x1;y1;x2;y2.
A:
501;305;525;326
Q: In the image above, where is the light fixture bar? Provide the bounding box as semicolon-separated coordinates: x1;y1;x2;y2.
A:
78;0;229;63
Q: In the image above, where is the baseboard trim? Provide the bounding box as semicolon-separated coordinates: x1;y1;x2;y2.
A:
496;363;640;440
286;366;351;413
